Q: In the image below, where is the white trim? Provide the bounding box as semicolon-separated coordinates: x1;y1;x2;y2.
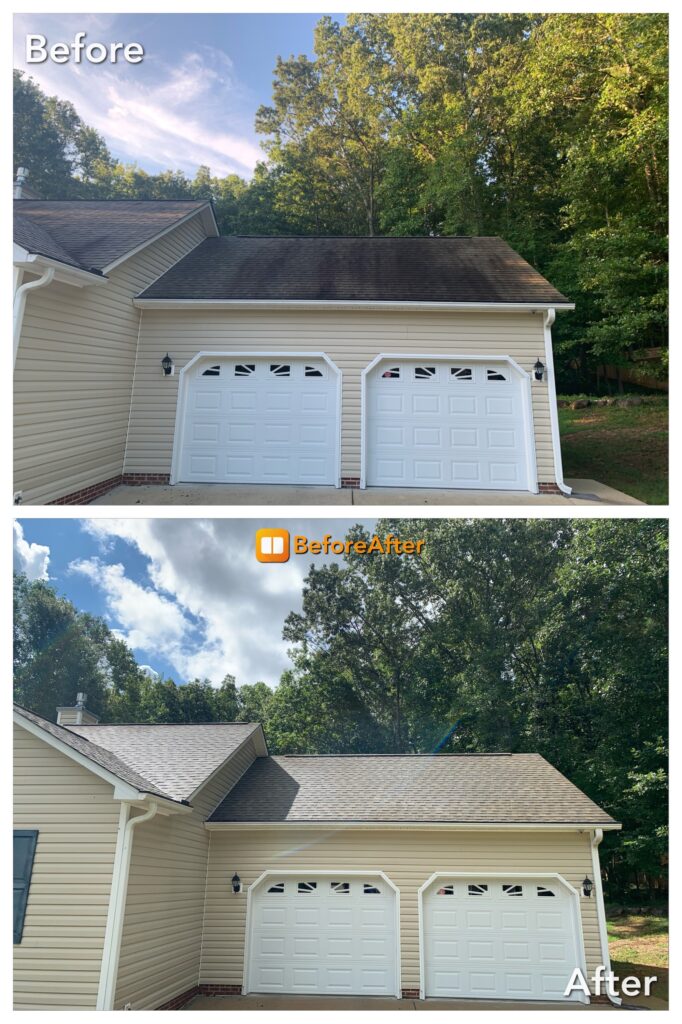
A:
13;267;54;368
591;829;622;1006
13;252;107;287
101;203;218;274
96;801;160;1009
417;871;589;1004
134;298;575;312
243;869;401;999
205;820;621;832
359;353;537;492
169;351;343;488
543;308;572;495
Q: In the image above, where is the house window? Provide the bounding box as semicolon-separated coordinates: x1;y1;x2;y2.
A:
297;881;317;894
235;364;255;377
414;366;436;380
267;882;285;893
486;369;508;381
14;830;38;944
305;365;324;378
270;363;291;377
451;367;473;381
381;367;400;379
202;365;220;376
502;884;523;897
330;881;350;894
363;883;381;895
537;886;557;897
436;884;455;896
467;883;488;897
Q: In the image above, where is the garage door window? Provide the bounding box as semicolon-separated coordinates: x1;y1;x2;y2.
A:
330;881;350;894
414;366;436;380
305;365;325;378
537;885;557;897
267;882;285;893
270;363;291;377
381;366;400;379
502;883;523;896
235;363;255;377
467;883;488;896
297;881;317;893
436;884;455;896
450;367;473;380
486;368;508;381
363;882;382;894
202;364;220;376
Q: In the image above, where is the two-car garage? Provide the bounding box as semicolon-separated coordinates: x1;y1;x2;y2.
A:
173;354;534;492
245;872;585;1003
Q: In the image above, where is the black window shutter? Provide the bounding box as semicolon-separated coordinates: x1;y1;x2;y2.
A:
14;830;38;944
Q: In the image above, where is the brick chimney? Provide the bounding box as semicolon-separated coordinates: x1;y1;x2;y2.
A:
56;693;100;726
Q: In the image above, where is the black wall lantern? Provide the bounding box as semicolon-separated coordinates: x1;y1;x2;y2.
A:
533;358;545;381
231;872;241;894
582;876;594;898
161;353;174;376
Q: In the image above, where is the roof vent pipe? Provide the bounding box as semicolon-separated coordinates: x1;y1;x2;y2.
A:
14;167;28;199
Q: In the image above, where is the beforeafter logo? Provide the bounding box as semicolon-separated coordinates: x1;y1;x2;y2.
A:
255;529;425;563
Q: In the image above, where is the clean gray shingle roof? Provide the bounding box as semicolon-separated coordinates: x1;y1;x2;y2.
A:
67;722;261;802
137;235;570;304
14;705;171;800
208;753;615;825
14;200;210;273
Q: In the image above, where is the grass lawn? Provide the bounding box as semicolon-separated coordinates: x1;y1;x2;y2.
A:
558;399;668;504
608;912;668;1006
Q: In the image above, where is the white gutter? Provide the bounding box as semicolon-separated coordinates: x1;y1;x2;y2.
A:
543;308;572;495
133;297;576;312
96;800;160;1010
205;820;622;832
13;267;54;367
591;828;622;1006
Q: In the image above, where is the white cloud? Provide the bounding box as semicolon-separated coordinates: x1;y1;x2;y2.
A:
14;17;263;178
13;522;50;580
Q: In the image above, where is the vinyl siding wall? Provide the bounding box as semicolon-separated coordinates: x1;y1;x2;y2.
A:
14;215;207;504
13;723;120;1010
202;828;602;994
113;737;259;1010
127;309;558;484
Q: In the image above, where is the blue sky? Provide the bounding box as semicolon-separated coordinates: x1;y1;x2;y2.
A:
13;13;344;178
14;518;377;689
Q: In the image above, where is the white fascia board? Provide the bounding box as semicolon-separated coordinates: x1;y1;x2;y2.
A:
134;298;575;312
101;202;217;274
13;251;107;288
187;724;267;804
13;711;190;813
205;820;621;832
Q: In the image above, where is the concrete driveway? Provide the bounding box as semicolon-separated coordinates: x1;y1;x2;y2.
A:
183;994;618;1011
93;478;642;506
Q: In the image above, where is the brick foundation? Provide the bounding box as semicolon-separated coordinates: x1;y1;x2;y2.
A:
341;476;361;488
401;988;420;999
155;984;243;1009
121;473;171;486
197;985;243;996
538;482;563;495
155;986;200;1010
47;474;124;506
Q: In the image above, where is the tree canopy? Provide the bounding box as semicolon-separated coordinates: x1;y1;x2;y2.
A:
14;12;667;384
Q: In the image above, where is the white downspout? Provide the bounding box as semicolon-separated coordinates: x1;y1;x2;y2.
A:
591;828;622;1006
543;307;572;495
96;801;159;1010
13;267;55;368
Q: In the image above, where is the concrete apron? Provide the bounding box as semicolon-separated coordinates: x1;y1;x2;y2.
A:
92;478;642;506
183;994;617;1011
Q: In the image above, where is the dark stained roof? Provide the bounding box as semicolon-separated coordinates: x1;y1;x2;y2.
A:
68;721;262;802
13;200;212;274
208;753;616;825
137;235;570;304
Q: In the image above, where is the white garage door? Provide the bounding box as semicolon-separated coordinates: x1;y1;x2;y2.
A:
366;360;529;490
424;877;583;1002
247;876;397;996
178;358;338;484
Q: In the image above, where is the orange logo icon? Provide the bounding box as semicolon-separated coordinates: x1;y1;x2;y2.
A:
255;528;290;563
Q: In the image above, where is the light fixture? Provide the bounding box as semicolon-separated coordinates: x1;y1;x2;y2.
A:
582;876;594;898
231;872;241;894
533;358;545;381
161;353;174;376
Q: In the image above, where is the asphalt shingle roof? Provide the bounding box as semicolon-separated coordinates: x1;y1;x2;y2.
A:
67;722;261;802
208;753;616;825
137;235;570;304
14;200;210;274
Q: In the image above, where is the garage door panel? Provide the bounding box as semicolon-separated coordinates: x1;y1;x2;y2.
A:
367;361;529;490
180;359;337;484
424;877;583;1003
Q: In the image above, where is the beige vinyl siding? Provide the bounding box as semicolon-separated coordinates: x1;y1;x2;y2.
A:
14;215;207;504
13;723;120;1010
127;308;557;484
201;828;601;993
113;737;258;1010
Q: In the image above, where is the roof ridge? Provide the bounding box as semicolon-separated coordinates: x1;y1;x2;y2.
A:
72;720;257;727
271;752;519;759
